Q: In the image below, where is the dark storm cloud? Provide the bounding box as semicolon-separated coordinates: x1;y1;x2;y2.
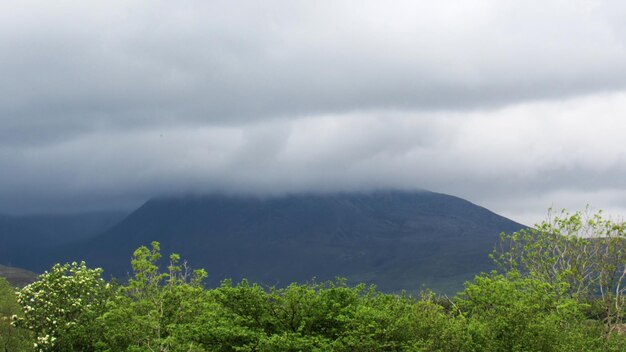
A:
2;1;626;223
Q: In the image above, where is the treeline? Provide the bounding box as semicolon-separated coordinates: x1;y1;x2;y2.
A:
2;209;626;351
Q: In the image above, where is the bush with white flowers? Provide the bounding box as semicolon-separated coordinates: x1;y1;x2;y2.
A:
12;261;110;351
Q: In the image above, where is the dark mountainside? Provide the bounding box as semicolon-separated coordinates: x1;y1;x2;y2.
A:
70;191;525;293
0;211;127;271
14;211;127;244
0;214;53;269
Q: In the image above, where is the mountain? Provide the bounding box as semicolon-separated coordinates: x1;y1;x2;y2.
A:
0;211;127;270
74;191;525;293
13;211;127;244
0;214;52;269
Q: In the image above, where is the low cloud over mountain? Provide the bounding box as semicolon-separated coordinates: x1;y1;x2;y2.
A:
2;1;626;224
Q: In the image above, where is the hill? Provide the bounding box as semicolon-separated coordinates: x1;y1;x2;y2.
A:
13;211;127;244
0;214;52;269
0;264;38;287
75;191;525;293
0;211;127;270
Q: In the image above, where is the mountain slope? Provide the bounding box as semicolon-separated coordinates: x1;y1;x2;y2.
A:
0;211;127;270
15;211;127;244
0;214;52;269
77;191;525;293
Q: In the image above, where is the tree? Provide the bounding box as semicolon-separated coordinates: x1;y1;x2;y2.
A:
456;272;600;352
492;208;626;333
0;277;30;351
97;241;208;351
12;262;111;351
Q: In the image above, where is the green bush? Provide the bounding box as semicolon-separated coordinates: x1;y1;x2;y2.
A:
0;277;31;351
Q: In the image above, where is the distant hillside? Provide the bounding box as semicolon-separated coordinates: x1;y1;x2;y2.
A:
0;264;38;287
74;191;525;293
0;214;52;269
0;211;127;270
14;211;127;244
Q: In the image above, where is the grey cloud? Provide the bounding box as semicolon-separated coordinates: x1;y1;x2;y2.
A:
3;1;626;224
3;1;626;144
3;92;626;225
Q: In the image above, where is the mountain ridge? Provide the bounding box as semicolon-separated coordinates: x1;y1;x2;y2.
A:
74;190;525;293
0;211;128;270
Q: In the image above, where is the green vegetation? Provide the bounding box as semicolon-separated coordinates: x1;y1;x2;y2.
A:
492;208;626;333
1;209;626;351
0;277;31;351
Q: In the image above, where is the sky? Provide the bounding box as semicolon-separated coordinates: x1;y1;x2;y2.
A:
2;0;626;225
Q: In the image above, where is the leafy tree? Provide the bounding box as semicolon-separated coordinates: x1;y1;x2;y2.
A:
492;208;626;333
12;262;111;351
97;241;208;351
332;290;426;351
0;277;31;351
456;272;601;352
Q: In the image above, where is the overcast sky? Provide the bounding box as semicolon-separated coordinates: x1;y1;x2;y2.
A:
2;0;626;225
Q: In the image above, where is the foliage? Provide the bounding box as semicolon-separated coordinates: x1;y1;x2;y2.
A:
0;277;31;351
492;208;626;333
97;241;208;351
11;219;626;351
456;272;601;351
12;261;111;351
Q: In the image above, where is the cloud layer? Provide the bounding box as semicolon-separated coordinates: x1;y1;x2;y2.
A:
2;1;626;224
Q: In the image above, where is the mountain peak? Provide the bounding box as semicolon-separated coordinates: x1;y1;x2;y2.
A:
78;191;524;293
